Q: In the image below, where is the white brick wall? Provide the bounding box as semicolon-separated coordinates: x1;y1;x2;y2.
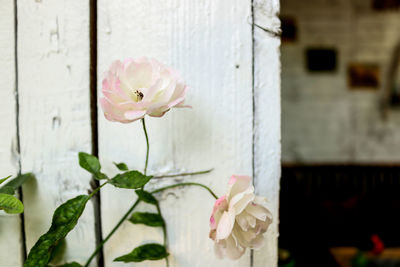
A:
282;0;400;163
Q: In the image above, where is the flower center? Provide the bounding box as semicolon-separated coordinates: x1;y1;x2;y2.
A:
133;90;144;102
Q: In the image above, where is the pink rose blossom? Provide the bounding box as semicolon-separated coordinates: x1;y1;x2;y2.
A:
100;57;188;123
209;175;272;260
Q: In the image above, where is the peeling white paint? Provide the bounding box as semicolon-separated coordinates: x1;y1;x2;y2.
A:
17;0;97;265
98;0;280;266
0;0;281;266
0;1;24;266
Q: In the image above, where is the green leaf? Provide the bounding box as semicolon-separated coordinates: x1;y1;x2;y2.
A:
0;193;24;214
0;175;11;185
0;186;15;195
114;162;129;171
24;195;90;267
78;152;100;173
110;171;152;189
78;152;107;180
135;190;158;205
114;243;168;262
129;212;164;227
49;238;66;265
0;173;34;194
95;172;108;180
55;262;82;267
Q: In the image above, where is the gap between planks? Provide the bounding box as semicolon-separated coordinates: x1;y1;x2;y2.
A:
90;0;105;266
14;0;28;261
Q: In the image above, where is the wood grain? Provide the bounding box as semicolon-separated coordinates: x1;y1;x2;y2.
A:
253;0;281;266
0;0;281;265
0;1;24;266
98;0;254;266
17;0;97;265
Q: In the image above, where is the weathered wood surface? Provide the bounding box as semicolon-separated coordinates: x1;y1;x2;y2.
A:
97;0;254;266
17;0;97;265
0;0;280;266
253;1;281;266
0;1;24;266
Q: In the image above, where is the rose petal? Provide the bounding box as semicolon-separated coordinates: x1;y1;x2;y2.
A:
225;236;246;260
229;190;255;215
100;57;188;123
124;110;146;121
245;203;272;222
216;210;235;241
236;211;257;231
227;175;252;201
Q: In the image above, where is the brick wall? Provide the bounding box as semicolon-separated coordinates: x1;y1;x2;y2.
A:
281;0;400;163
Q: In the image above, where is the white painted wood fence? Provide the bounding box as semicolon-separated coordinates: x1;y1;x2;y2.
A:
0;0;281;266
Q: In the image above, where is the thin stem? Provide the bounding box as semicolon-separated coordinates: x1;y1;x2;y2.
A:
142;118;150;175
84;199;141;267
152;182;218;200
153;168;213;179
84;182;217;266
88;180;109;198
156;203;169;267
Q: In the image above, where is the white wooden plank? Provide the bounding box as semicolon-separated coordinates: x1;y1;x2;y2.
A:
253;0;281;266
98;0;253;266
17;0;97;265
0;1;24;266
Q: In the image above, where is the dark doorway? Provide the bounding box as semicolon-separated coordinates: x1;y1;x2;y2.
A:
279;165;400;267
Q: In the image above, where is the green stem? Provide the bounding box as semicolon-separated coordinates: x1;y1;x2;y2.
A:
84;199;141;267
142;118;150;175
156;202;169;267
151;182;218;199
88;180;109;198
153;168;213;179
84;182;217;267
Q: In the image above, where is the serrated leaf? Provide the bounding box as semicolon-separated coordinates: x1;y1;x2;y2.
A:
0;193;24;214
24;195;90;267
114;243;168;262
0;175;11;185
114;162;129;171
135;190;158;205
78;152;107;180
0;173;34;194
129;212;164;227
110;171;152;189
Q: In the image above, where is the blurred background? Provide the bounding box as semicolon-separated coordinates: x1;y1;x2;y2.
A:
279;0;400;266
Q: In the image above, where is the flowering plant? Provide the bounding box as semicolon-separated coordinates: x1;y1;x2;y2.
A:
23;57;272;267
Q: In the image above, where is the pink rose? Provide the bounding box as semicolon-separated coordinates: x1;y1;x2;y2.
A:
100;57;188;123
209;175;272;260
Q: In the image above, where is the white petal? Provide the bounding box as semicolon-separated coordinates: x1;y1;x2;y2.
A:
255;218;272;235
236;211;257;232
227;175;252;200
229;192;255;215
225;235;246;260
241;228;257;243
124;59;153;90
249;234;265;249
214;241;225;259
124;110;146;120
245;203;272;222
236;213;250;231
248;213;257;228
216;211;235;240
